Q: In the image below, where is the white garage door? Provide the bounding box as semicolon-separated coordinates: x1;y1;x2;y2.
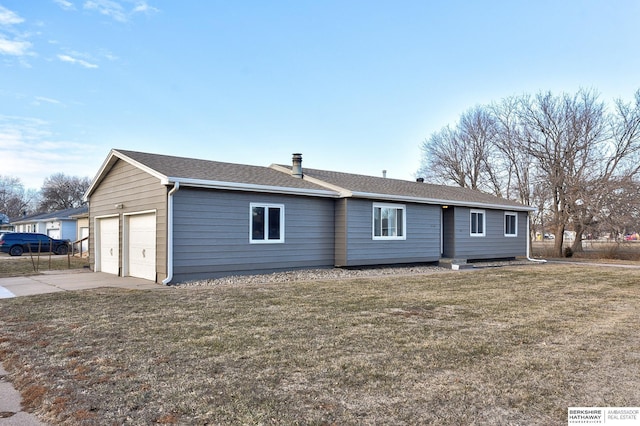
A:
128;213;156;281
98;217;119;275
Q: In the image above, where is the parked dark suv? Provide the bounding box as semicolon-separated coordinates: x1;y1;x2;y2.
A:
0;233;70;256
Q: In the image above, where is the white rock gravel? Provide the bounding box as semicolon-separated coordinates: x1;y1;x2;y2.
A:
176;260;534;288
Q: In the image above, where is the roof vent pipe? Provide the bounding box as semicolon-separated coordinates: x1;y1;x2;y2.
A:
292;153;303;178
416;177;425;183
382;170;387;178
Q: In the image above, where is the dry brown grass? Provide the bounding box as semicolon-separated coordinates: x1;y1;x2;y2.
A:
0;253;89;278
1;264;639;425
532;241;640;262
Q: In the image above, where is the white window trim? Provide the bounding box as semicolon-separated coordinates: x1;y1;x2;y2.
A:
372;203;407;241
470;209;486;237
504;212;518;237
250;203;285;244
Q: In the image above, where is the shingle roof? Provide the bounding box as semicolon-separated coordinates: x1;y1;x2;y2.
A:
89;149;533;211
11;206;88;224
114;149;337;193
274;165;533;211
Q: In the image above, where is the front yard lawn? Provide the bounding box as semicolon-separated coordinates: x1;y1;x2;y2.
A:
0;253;89;277
0;264;638;425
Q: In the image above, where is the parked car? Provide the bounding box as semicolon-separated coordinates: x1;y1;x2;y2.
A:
0;232;70;256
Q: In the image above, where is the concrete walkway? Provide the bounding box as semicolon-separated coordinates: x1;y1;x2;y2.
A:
0;364;44;426
0;269;166;299
0;270;167;424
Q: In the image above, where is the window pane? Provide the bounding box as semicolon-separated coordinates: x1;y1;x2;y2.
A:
506;214;516;235
268;207;280;240
381;208;389;236
373;205;405;239
387;208;397;236
252;207;265;240
471;211;484;235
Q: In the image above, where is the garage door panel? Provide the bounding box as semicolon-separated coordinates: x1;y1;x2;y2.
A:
128;213;156;281
98;217;119;275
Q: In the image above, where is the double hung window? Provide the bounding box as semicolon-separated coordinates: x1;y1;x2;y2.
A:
470;209;485;237
250;203;284;243
504;212;517;237
373;203;406;240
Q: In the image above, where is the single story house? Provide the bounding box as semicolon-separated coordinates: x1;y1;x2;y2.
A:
0;213;12;232
11;206;88;241
84;149;536;284
69;209;90;254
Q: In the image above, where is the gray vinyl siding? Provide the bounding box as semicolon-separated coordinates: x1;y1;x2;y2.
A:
450;208;527;260
88;159;167;282
171;188;335;282
342;199;441;266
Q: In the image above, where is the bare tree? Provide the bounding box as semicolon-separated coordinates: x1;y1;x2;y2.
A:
0;175;36;219
38;173;90;212
604;90;640;179
516;89;607;257
564;90;640;251
458;106;503;195
592;177;640;239
419;106;502;195
418;88;640;257
492;96;535;204
419;126;469;187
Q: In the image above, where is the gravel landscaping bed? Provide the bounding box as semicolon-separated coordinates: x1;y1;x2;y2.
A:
177;259;535;288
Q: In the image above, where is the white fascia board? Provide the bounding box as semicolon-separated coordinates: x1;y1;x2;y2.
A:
84;149;169;201
350;191;537;212
168;177;340;198
112;150;168;182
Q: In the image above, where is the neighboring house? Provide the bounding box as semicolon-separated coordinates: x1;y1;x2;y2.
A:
0;213;13;232
70;210;90;254
11;206;88;241
84;149;536;284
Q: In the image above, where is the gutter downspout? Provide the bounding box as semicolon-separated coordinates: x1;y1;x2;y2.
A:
162;182;180;285
526;211;547;263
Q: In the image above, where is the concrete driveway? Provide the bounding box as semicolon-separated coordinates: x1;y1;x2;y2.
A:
0;269;166;298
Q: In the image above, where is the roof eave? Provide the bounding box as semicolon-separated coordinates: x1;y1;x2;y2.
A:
13;217;76;224
350;191;536;211
167;177;340;198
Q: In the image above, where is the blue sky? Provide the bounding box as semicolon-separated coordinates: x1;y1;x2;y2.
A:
1;1;639;190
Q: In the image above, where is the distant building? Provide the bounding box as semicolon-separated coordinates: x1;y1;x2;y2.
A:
11;206;88;240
